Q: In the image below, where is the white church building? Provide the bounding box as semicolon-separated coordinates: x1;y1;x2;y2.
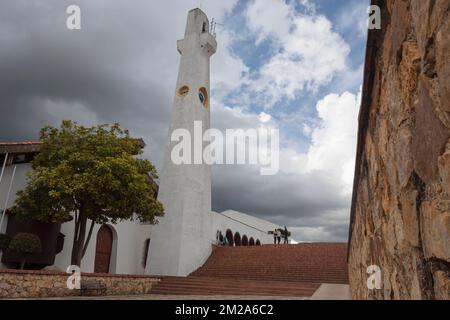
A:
0;9;282;276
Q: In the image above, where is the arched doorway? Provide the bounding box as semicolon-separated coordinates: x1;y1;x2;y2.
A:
249;237;255;246
226;229;234;246
256;239;261;246
242;235;248;246
94;225;113;273
234;232;241;246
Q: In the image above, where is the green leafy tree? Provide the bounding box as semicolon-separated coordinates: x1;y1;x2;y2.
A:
8;233;42;269
13;121;164;266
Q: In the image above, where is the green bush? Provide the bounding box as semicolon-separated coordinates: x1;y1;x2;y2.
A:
0;233;11;251
8;233;42;269
8;233;42;254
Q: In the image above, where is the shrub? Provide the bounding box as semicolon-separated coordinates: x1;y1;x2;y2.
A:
0;233;11;251
8;233;42;269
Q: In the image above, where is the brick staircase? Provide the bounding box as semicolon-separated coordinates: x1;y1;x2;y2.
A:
151;243;349;297
151;276;320;297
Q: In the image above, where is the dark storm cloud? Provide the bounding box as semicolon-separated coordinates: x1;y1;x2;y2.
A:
0;0;180;167
212;164;351;241
212;167;347;217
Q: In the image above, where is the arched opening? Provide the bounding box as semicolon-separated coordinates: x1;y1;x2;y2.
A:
242;235;248;246
202;22;207;33
226;229;234;247
177;85;189;97
198;87;209;108
234;232;241;246
142;238;150;269
94;225;114;273
256;239;261;246
249;237;255;246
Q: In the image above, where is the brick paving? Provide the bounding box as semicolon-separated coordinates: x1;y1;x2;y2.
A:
151;243;349;298
14;294;309;300
191;243;349;283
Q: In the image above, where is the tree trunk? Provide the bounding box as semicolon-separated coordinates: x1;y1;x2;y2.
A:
71;210;88;267
81;220;96;258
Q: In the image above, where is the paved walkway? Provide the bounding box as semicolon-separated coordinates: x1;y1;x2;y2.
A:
9;284;351;300
14;294;309;300
310;284;351;300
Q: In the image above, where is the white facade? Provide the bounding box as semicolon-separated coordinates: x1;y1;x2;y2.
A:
212;210;277;245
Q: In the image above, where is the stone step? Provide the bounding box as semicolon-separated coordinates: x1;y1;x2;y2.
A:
151;276;320;297
153;284;315;295
188;275;348;284
160;276;320;288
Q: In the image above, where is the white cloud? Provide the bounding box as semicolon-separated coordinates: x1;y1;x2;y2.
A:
211;31;250;102
258;112;272;123
302;123;312;136
245;0;350;107
278;89;360;193
290;226;332;243
328;63;364;94
304;90;361;192
336;0;370;39
245;0;292;44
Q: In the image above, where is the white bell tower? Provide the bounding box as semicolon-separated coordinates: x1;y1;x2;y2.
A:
146;8;217;276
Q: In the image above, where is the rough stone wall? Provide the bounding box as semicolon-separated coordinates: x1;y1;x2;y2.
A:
349;0;450;300
0;269;160;298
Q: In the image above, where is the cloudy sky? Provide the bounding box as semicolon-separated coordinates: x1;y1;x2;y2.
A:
0;0;369;242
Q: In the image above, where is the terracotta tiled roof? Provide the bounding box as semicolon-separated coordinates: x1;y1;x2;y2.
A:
0;139;146;155
0;141;41;154
0;141;41;146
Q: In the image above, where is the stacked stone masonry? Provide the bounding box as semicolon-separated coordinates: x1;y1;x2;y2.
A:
0;269;160;299
349;0;450;299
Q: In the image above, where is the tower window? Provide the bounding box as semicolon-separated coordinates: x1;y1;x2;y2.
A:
199;92;205;104
198;87;208;108
177;85;189;97
202;22;207;33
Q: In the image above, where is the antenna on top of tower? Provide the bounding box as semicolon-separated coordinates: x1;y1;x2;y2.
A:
210;18;223;38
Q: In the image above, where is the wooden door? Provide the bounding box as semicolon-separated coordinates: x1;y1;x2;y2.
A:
94;225;113;273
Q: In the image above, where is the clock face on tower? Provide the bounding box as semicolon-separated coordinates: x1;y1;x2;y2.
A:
198;87;208;108
178;85;189;97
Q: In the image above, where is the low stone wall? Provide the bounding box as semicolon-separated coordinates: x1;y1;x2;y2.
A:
0;269;160;299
